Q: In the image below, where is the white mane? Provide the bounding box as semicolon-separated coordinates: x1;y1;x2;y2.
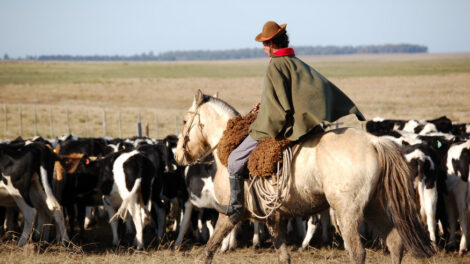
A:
204;96;239;119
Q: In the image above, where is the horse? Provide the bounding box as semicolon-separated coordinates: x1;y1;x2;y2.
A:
174;90;435;264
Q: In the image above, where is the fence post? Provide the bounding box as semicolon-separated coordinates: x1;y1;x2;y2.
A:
118;111;122;138
155;113;159;139
19;105;22;137
34;106;38;136
49;107;54;138
103;110;107;137
137;112;142;137
66;108;71;135
85;110;89;137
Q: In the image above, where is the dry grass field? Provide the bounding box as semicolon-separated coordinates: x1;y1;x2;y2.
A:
1;52;469;139
0;53;470;263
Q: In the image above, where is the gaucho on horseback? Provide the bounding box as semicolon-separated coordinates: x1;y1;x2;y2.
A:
174;20;434;264
223;21;365;224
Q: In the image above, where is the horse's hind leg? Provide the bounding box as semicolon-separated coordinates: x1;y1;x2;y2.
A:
336;212;365;264
364;201;404;264
266;219;290;264
201;214;236;264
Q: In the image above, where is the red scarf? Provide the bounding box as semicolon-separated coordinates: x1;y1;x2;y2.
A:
274;48;295;57
270;48;295;63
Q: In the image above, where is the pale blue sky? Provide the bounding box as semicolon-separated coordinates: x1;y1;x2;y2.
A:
1;0;469;58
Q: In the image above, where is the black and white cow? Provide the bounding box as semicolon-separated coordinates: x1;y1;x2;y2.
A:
369;121;470;247
170;154;261;252
136;142;170;242
107;136;174;243
0;142;69;246
173;156;219;249
300;209;331;250
366;116;453;135
58;150;155;250
401;143;439;244
441;139;470;255
375;129;449;244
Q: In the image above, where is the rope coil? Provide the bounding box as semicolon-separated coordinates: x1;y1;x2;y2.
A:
247;146;293;219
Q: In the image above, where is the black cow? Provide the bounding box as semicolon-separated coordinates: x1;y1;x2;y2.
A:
53;136;114;238
451;123;470;137
56;137;114;156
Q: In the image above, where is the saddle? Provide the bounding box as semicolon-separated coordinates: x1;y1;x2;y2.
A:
218;113;308;178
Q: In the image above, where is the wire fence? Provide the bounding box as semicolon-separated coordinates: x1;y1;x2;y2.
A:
0;104;363;141
1;104;182;140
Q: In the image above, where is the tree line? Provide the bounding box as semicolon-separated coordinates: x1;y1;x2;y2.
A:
5;44;427;61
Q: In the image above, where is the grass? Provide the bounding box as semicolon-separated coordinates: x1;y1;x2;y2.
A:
1;53;470;86
1;241;469;264
0;61;267;86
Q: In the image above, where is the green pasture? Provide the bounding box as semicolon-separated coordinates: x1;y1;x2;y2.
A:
1;56;470;85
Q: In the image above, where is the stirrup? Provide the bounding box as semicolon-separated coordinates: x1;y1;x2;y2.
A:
213;202;231;215
228;208;243;225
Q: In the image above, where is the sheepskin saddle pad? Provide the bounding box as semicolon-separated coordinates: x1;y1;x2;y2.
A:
218;113;291;178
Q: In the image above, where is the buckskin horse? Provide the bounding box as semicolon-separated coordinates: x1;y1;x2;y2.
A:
174;90;434;264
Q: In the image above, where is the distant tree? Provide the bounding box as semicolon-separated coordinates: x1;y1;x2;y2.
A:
3;53;9;60
33;44;428;61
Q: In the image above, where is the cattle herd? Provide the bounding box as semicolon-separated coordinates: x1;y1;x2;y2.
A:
0;115;469;257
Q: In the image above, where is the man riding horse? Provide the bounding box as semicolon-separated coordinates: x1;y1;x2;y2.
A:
224;21;366;224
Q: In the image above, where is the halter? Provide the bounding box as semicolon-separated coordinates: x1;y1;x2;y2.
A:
180;104;217;166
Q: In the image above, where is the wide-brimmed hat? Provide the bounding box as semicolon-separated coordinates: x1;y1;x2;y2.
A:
255;21;287;42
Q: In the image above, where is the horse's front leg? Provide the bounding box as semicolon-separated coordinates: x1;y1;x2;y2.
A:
267;219;291;264
201;214;236;264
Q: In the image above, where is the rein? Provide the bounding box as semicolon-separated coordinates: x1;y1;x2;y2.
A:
181;107;217;166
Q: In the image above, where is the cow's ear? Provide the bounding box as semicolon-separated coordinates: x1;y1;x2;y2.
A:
54;144;61;153
63;156;83;174
53;161;64;181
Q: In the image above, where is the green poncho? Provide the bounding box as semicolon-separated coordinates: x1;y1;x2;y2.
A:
249;55;365;141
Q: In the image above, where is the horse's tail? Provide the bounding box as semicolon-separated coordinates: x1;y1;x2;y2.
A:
374;138;435;258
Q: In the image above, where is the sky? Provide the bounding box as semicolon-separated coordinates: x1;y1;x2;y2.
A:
1;0;469;58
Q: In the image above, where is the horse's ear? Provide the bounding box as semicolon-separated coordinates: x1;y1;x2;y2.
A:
195;89;204;106
213;92;219;98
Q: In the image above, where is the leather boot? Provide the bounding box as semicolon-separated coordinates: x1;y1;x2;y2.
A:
227;176;244;225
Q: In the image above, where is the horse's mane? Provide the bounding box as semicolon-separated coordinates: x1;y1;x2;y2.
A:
201;94;239;118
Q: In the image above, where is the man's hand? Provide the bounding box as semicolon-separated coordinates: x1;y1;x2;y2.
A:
252;102;260;113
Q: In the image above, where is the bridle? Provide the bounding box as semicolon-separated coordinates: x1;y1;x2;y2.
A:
180;104;217;166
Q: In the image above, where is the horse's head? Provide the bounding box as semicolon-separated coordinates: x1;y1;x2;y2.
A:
174;90;211;166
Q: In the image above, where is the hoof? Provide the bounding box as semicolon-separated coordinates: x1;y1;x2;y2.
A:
172;244;182;251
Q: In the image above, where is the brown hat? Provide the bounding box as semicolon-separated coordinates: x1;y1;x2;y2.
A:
255;21;287;42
